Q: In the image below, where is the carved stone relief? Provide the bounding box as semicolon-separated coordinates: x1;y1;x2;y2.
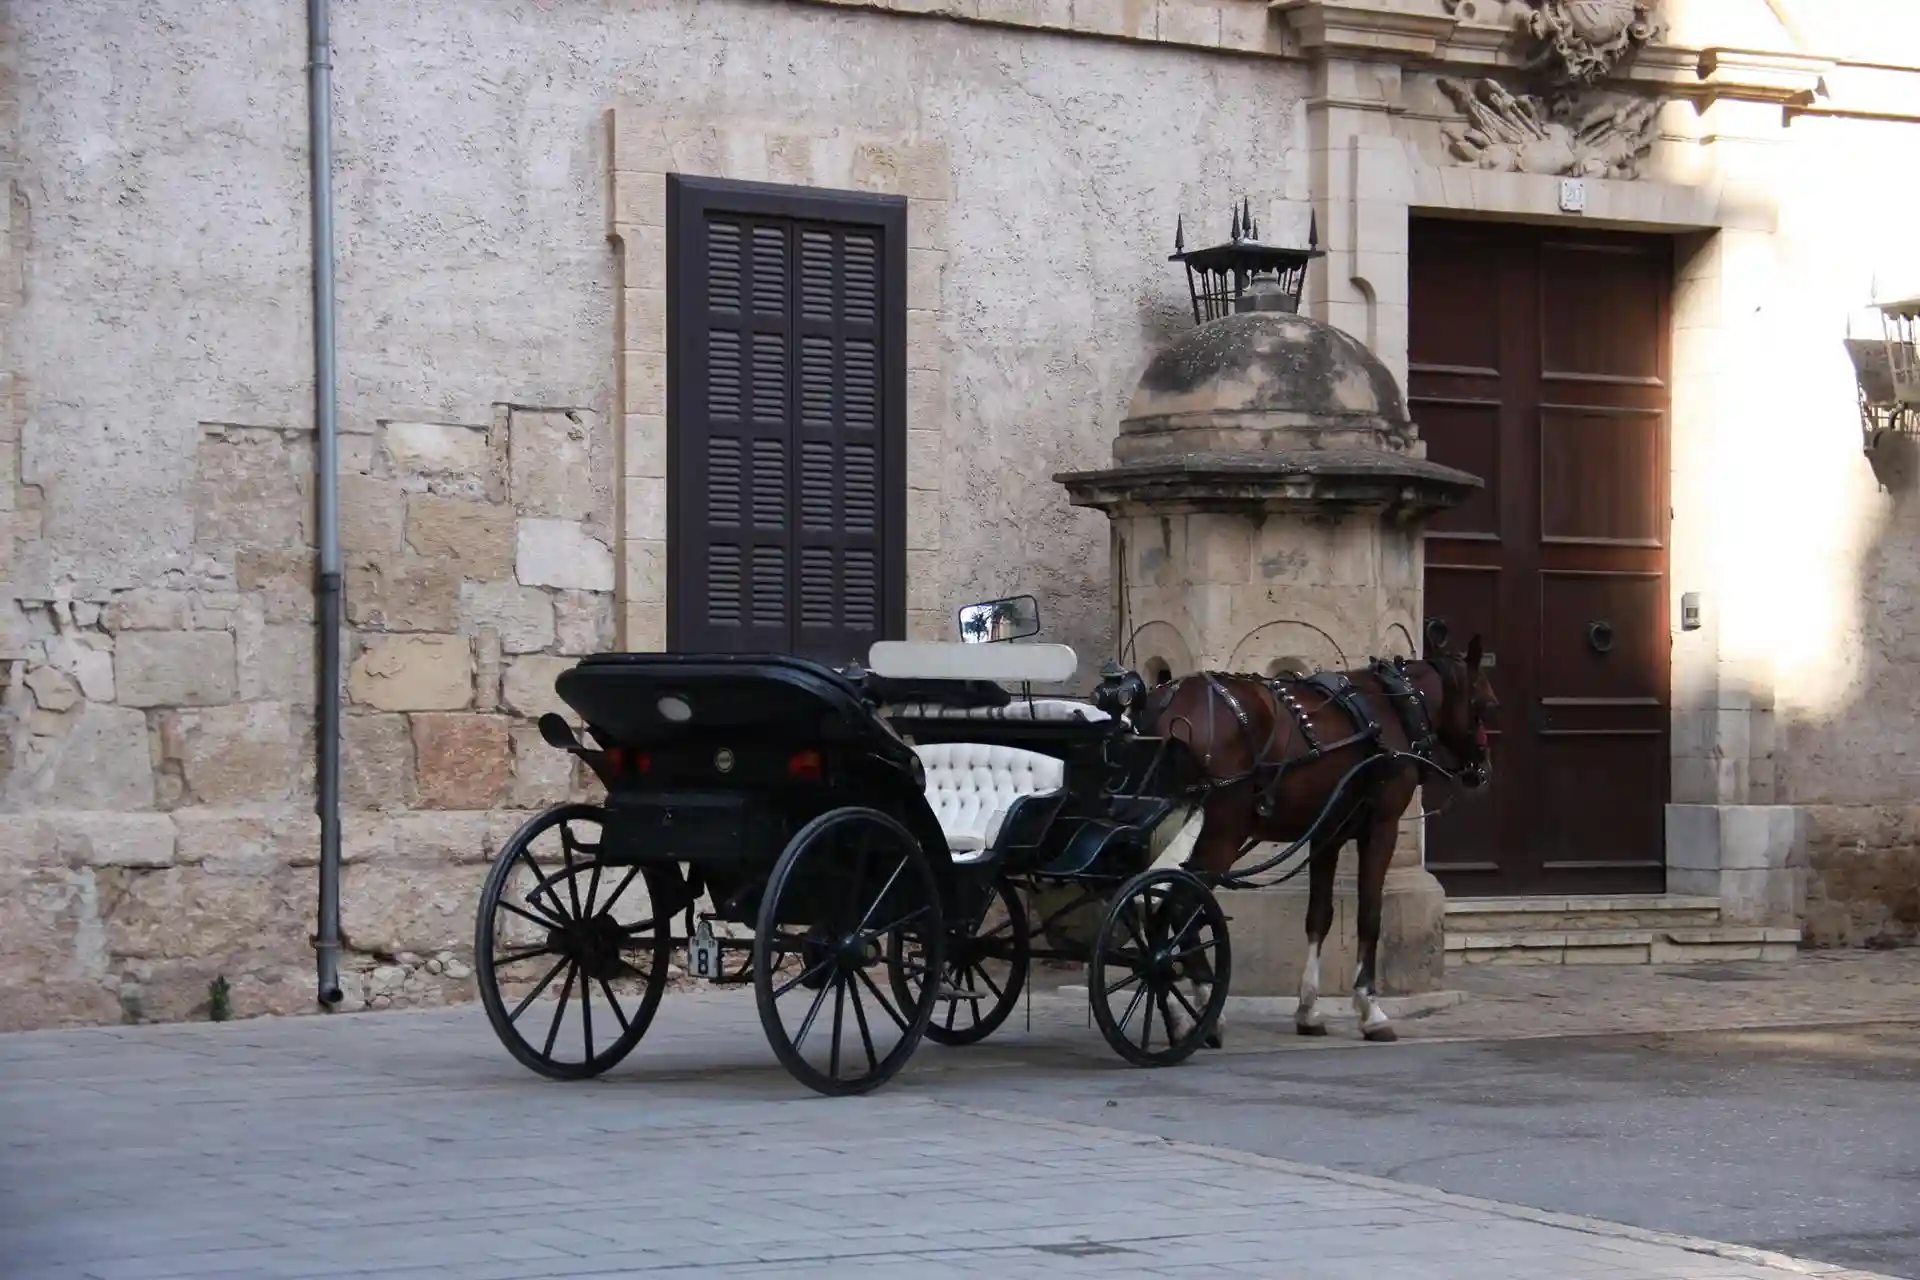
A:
1437;77;1661;179
1441;0;1663;83
1522;0;1661;83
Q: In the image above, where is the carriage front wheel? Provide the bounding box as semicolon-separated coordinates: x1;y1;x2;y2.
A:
474;804;674;1081
753;807;945;1097
1088;868;1231;1068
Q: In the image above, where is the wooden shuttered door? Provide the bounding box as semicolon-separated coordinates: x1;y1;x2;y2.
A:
667;177;907;665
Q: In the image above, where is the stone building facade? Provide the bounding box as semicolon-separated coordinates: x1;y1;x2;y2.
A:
3;0;1920;1029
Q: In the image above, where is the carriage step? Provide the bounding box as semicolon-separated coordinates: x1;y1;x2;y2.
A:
1445;924;1801;966
1446;894;1724;935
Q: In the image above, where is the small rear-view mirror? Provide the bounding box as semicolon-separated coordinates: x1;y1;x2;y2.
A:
957;595;1041;644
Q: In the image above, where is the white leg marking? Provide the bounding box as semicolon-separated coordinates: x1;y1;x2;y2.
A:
1163;977;1216;1044
1296;939;1324;1030
1353;965;1392;1032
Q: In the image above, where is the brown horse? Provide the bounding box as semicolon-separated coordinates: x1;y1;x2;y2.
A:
1137;638;1498;1044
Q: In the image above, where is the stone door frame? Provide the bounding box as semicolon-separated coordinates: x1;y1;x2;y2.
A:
1283;3;1825;912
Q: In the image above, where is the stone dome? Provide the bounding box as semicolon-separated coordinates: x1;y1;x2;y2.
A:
1115;310;1416;465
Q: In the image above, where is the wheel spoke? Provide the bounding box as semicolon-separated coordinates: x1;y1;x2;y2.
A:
1115;979;1150;1035
580;964;595;1062
1167;979;1204;1026
858;903;933;945
498;899;564;937
970;961;1005;1003
854;967;910;1034
829;975;848;1078
791;967;835;1050
491;943;553;970
1166;901;1205;951
1171;936;1219;963
597;977;631;1034
541;964;578;1060
612;958;653;984
771;950;837;999
597;865;641;917
558;829;585;922
1140;984;1157;1051
856;857;909;934
1155;992;1183;1048
583;859;605;920
1103;969;1141;997
514;851;573;924
507;955;570;1024
847;974;880;1071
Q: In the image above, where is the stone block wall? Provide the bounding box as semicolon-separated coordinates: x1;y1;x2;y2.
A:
1798;806;1920;949
0;406;616;1030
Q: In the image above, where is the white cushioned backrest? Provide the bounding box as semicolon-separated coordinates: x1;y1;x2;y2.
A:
916;742;1065;851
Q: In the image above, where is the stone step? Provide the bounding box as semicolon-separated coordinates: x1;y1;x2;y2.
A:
1445;925;1802;966
1445;894;1724;934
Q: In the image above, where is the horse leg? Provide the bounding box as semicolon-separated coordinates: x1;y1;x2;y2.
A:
1295;827;1343;1037
1161;797;1246;1050
1351;811;1399;1043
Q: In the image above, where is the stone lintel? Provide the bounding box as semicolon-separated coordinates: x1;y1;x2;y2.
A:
1054;450;1481;520
1272;0;1457;59
1697;47;1834;107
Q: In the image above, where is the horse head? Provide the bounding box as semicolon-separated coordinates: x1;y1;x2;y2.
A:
1425;634;1499;789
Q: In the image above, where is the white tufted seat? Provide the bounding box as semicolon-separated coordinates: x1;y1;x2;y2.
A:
886;698;1110;723
915;742;1065;863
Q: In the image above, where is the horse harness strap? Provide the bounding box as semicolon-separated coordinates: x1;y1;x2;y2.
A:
1231;660;1439;818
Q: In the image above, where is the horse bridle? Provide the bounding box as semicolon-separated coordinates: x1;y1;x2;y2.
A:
1424;651;1492;790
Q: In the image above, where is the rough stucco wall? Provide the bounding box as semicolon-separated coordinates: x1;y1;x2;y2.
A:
1752;113;1920;947
0;0;1308;1029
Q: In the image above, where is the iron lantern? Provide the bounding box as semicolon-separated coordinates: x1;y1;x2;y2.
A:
1170;197;1324;325
1845;293;1920;490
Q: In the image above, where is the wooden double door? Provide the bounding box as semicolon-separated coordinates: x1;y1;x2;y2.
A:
1412;219;1672;897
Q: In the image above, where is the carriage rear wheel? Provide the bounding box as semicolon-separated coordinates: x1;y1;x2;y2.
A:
887;872;1029;1047
1088;868;1231;1068
753;807;944;1097
475;804;673;1081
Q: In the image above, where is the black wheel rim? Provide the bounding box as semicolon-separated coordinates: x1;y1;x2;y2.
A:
890;875;1028;1047
754;809;942;1096
475;806;671;1080
1090;871;1229;1069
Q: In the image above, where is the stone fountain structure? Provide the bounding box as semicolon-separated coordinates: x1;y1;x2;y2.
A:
1055;304;1481;995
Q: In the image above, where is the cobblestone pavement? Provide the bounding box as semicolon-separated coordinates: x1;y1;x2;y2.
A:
4;955;1914;1280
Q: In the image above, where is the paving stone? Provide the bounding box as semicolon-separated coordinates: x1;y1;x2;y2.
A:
0;993;1905;1280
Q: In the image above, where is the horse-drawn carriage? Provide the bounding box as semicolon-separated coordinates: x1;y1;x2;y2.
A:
473;596;1495;1096
473;597;1229;1096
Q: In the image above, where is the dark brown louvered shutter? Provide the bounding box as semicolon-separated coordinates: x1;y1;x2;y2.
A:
667;177;907;665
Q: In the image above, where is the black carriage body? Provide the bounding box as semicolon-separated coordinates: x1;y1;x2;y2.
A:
554;653;951;925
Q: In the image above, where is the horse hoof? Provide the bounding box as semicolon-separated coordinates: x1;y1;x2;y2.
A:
1362;1025;1398;1043
1295;1022;1328;1037
1203;1031;1223;1050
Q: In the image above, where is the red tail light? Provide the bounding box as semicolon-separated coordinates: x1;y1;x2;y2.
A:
786;749;823;782
604;748;651;776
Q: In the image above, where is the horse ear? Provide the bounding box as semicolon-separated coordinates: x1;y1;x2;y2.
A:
1465;634;1483;671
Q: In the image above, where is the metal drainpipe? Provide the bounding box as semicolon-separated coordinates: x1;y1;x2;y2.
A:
310;0;345;1008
